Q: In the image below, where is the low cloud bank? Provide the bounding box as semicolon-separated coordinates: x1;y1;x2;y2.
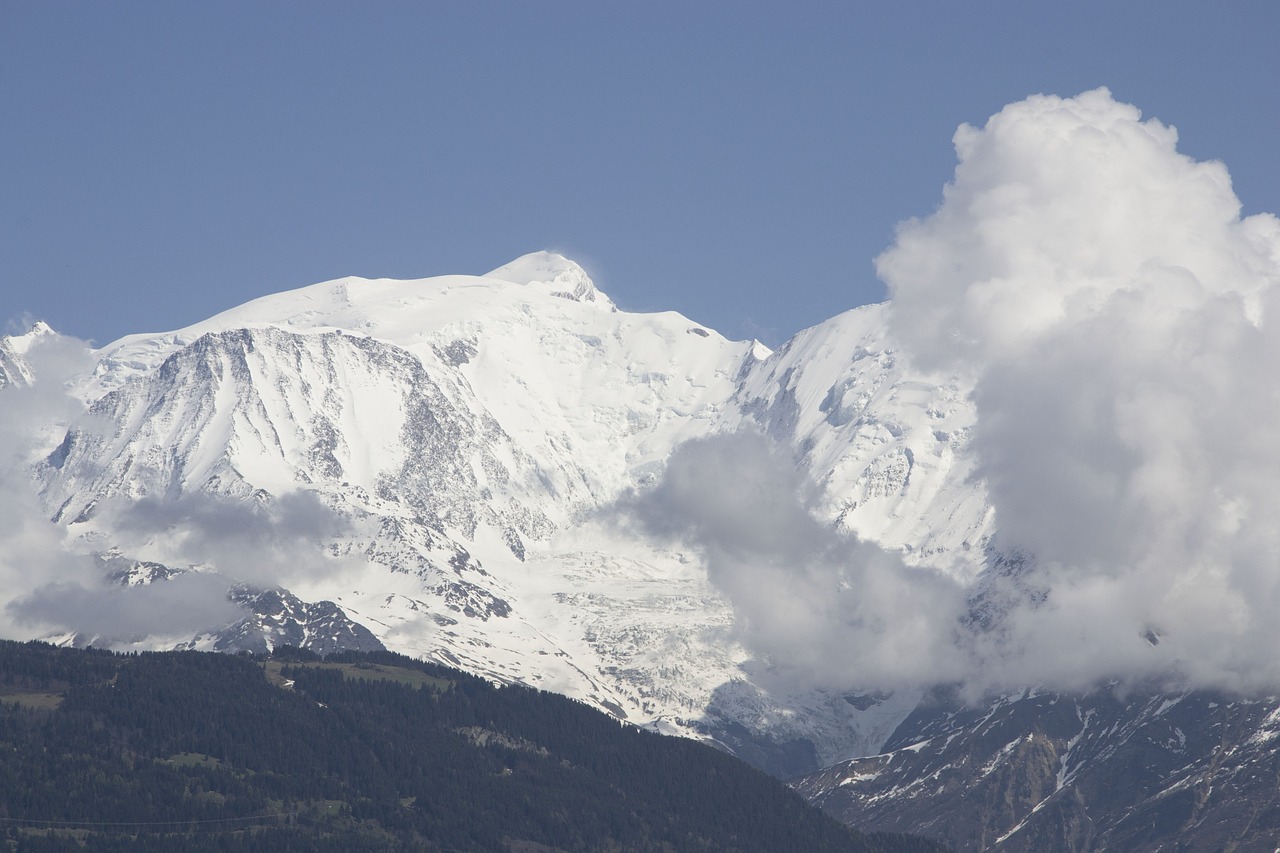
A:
0;331;114;639
0;329;349;644
7;489;354;644
104;489;354;589
12;572;244;642
616;432;967;692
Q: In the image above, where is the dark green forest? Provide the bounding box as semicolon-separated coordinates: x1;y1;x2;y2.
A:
0;641;945;852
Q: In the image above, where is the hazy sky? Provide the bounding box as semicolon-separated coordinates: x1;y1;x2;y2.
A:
3;1;1278;347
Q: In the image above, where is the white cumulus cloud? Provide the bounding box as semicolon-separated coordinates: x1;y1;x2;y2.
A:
878;88;1280;693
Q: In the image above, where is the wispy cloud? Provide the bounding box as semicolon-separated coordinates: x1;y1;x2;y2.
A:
0;330;100;638
614;431;967;692
0;328;347;643
12;572;243;641
104;489;354;589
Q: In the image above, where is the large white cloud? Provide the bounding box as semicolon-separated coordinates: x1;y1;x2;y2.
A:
879;88;1279;369
878;88;1280;692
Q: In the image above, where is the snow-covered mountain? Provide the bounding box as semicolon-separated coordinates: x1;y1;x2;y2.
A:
21;251;1280;849
4;252;991;773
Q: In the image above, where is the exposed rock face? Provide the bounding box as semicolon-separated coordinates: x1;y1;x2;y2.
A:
90;552;386;657
206;585;385;656
795;687;1280;851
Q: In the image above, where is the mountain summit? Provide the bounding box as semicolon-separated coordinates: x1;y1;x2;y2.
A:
485;250;614;307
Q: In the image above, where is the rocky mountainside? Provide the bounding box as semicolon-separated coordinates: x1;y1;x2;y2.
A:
796;686;1280;851
67;551;387;656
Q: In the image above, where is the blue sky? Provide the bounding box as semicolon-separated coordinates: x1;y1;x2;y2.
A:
3;1;1278;347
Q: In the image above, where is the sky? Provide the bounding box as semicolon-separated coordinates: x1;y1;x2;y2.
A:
3;1;1278;348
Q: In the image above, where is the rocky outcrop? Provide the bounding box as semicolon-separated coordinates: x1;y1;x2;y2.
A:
797;687;1280;851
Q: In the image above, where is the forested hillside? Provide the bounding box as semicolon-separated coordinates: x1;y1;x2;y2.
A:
0;642;945;851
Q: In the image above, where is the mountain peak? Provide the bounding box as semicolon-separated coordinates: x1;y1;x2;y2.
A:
0;319;57;389
484;251;613;309
5;319;56;354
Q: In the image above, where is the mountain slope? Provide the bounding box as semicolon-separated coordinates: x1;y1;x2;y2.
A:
795;686;1280;851
730;307;989;579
